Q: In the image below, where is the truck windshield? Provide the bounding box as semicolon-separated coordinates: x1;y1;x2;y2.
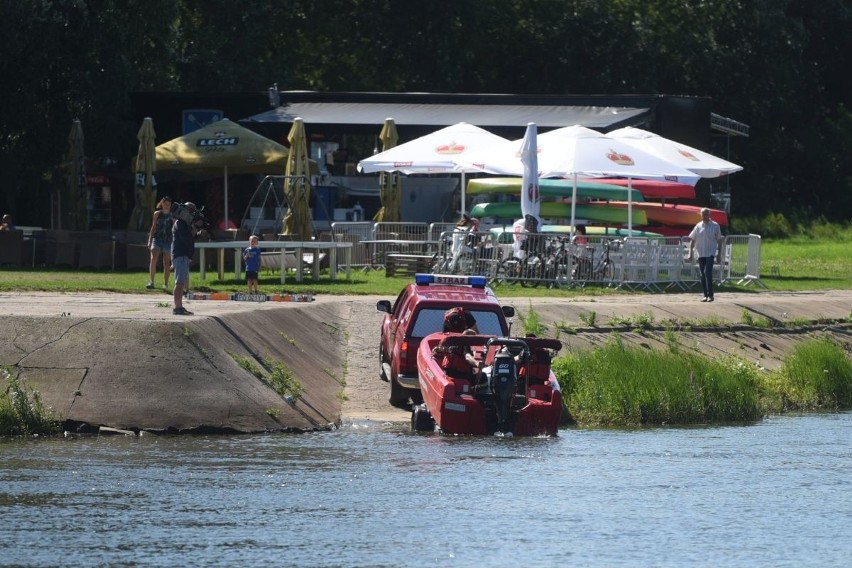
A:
409;308;505;339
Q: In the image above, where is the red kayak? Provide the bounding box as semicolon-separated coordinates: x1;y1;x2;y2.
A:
415;334;563;436
581;178;696;200
605;201;729;227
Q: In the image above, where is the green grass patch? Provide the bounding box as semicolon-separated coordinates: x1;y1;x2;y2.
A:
1;223;851;297
553;335;852;427
228;353;303;400
554;335;762;426
1;368;60;436
761;336;852;412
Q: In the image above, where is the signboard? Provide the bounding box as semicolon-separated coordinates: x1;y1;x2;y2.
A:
182;109;224;134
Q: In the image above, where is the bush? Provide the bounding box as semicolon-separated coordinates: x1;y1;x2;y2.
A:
1;368;59;436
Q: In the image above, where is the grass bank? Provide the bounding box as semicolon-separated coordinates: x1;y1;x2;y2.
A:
553;335;852;427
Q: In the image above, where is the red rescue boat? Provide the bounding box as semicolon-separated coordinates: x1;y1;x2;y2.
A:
414;334;563;436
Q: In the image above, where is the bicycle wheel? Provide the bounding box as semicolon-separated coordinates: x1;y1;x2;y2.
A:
497;258;521;285
520;256;543;287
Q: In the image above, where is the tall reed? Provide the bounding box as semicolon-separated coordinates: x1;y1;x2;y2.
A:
553;334;762;426
1;368;59;436
771;336;852;411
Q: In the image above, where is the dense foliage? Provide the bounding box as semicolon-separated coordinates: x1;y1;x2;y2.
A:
2;0;850;225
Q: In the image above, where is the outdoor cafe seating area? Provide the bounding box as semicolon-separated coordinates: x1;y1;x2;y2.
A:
1;220;765;290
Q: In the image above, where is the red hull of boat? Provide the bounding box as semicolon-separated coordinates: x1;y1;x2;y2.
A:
417;333;563;436
606;201;729;227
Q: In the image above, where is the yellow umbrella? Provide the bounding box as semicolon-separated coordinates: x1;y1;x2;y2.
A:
373;118;401;222
127;117;158;231
156;118;291;227
66;120;87;230
282;117;313;240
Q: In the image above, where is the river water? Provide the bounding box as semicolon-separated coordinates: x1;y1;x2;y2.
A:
2;412;851;567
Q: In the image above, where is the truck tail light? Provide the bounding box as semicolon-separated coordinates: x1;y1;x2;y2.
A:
400;340;410;362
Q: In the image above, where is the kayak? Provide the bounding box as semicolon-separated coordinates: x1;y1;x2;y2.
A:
580;178;696;200
467;177;644;202
487;225;663;245
605;201;728;227
539;225;664;238
470;201;648;226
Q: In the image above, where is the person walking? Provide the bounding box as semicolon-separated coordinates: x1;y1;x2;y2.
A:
171;202;198;315
146;196;173;290
687;207;723;302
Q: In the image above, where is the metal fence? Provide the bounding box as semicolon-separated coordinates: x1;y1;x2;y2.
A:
426;230;764;290
327;223;765;289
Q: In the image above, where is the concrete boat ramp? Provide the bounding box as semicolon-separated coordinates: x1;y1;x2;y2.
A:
1;290;850;434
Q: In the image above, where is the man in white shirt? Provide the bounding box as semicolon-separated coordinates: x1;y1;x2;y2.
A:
687;208;723;302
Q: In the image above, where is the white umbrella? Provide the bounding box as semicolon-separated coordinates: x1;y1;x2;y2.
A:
455;125;700;232
608;126;743;178
357;121;509;215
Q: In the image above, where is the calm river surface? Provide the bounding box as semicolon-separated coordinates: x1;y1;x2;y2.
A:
2;412;851;567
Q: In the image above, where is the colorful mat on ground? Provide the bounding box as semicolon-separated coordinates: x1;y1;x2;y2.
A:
187;292;315;302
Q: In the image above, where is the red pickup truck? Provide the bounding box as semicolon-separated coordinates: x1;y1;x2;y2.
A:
377;274;515;407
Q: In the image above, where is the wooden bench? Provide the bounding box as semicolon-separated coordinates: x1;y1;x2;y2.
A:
385;253;433;277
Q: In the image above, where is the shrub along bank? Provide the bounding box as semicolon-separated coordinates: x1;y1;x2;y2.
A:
554;335;852;427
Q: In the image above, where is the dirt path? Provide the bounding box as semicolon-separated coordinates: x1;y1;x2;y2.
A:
340;297;411;425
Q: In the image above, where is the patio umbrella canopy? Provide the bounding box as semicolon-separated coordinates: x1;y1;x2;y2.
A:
66;119;87;230
281;117;313;240
357;121;509;215
455;125;700;232
373;118;401;222
155;118;290;228
128;117;158;231
607;126;743;178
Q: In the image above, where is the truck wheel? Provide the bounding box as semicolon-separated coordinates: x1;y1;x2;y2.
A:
411;404;435;432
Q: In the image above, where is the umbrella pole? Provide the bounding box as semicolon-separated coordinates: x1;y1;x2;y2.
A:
224;165;229;231
461;172;466;215
628;177;633;233
570;173;578;239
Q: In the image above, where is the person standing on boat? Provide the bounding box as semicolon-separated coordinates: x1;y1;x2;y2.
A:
687;207;723;302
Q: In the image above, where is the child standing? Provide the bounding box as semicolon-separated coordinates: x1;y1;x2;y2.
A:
243;235;262;294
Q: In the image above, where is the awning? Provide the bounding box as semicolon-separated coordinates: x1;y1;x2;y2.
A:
243;102;650;130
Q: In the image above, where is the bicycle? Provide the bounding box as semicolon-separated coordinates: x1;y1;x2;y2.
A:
496;233;548;287
572;238;622;286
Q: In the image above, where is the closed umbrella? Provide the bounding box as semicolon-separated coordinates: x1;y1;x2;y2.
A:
519;122;540;223
373;118;401;222
66;120;87;230
128;117;158;231
282;117;313;240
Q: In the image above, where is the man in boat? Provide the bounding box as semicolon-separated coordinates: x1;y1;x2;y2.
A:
432;307;480;371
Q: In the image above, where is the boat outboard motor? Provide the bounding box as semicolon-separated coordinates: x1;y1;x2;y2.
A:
491;347;518;434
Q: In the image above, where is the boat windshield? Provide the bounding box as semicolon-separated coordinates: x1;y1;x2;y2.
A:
409;308;505;339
